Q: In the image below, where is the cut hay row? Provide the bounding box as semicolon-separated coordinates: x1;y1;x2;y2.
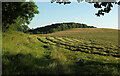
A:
54;37;75;45
37;37;56;45
37;36;120;58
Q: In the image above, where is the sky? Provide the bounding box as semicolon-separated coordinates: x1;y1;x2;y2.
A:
28;2;118;29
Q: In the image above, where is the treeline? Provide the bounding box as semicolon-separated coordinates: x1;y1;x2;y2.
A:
27;22;96;34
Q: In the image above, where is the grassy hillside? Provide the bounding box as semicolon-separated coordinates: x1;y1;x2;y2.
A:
2;28;120;75
40;28;118;46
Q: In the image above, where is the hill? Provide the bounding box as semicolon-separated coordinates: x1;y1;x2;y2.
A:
2;28;120;75
27;22;96;34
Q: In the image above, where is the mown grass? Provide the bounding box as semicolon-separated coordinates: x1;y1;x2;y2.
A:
37;36;119;57
40;28;118;46
2;28;120;75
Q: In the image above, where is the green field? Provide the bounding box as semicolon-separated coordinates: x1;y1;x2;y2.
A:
2;28;120;75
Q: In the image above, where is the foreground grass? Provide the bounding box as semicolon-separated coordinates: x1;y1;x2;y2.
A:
2;29;120;75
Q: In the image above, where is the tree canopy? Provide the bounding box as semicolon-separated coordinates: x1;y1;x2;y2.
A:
51;0;119;17
2;2;39;32
27;22;96;34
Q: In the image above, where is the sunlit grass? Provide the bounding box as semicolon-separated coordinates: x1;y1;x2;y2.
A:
2;28;120;75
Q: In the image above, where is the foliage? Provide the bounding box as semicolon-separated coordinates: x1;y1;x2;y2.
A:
27;22;96;34
93;2;115;17
17;25;30;33
51;0;119;16
2;2;39;32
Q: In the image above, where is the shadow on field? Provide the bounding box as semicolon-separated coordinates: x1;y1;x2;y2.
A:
68;59;120;75
2;52;120;75
2;52;56;75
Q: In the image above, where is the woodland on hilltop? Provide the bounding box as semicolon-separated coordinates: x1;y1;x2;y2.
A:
27;22;96;34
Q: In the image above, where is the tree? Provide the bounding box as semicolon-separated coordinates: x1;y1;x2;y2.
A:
17;24;30;33
2;2;39;32
51;0;119;17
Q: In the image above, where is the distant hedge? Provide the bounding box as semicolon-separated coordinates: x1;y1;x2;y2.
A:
27;22;96;34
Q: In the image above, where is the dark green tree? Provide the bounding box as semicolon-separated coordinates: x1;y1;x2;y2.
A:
17;25;30;33
27;22;96;34
2;2;39;32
